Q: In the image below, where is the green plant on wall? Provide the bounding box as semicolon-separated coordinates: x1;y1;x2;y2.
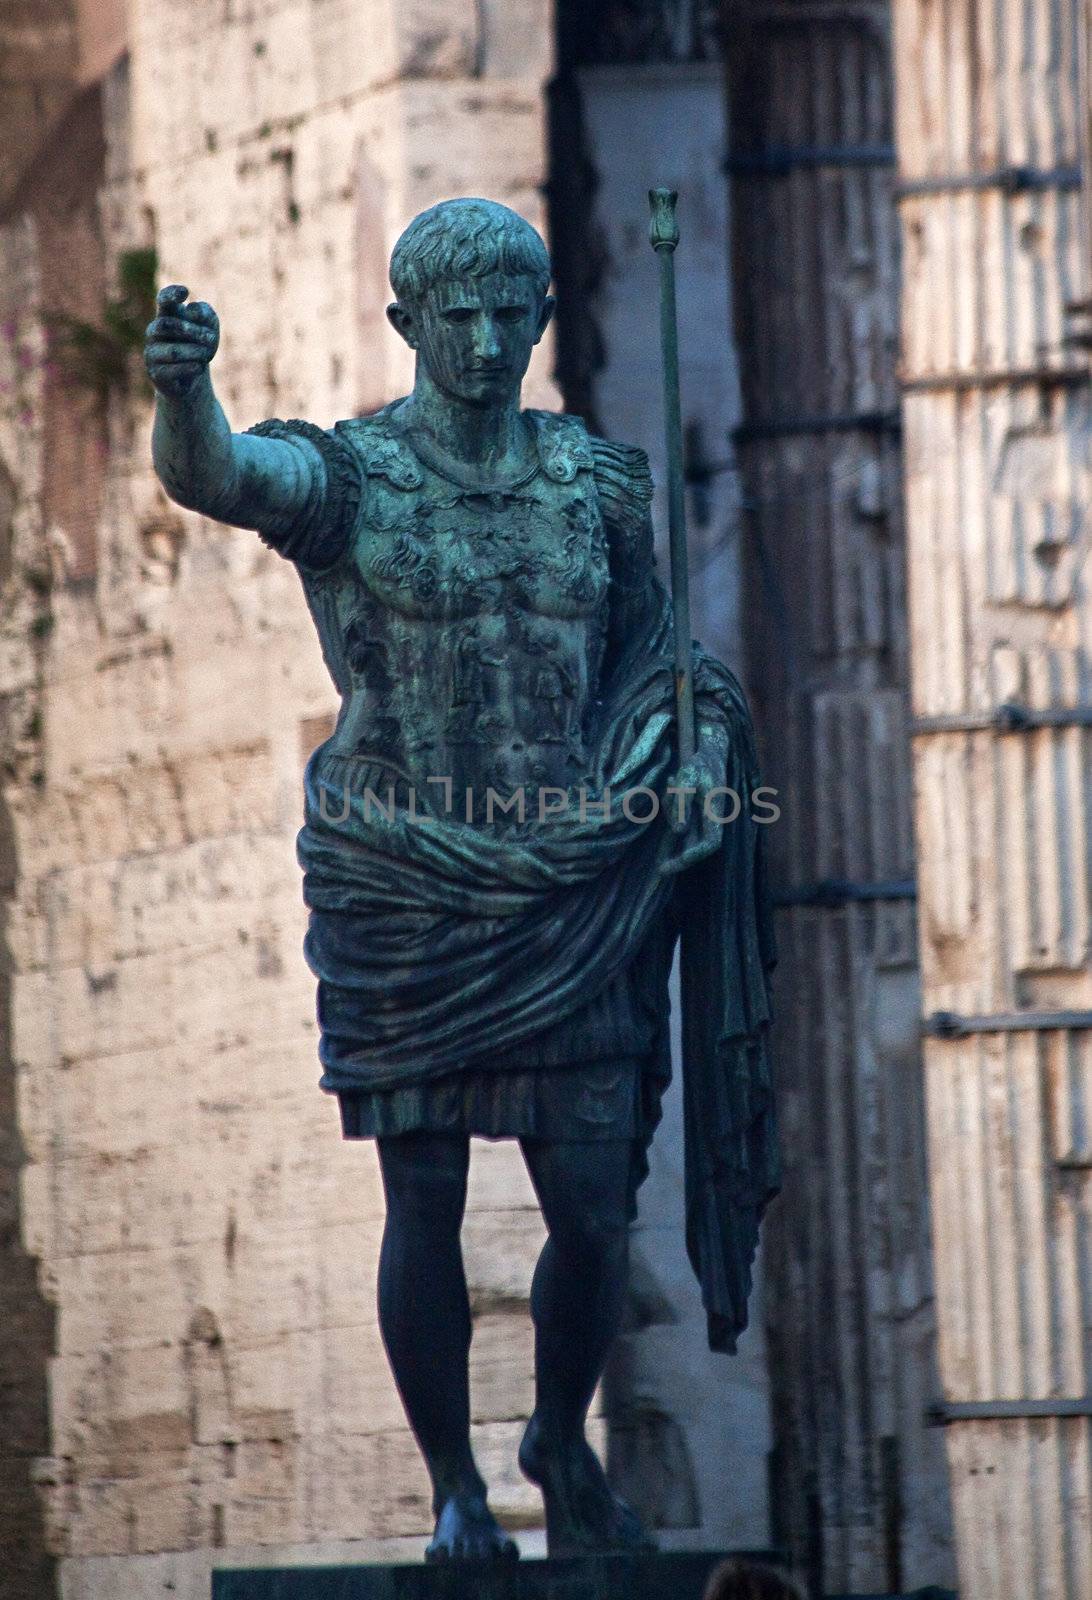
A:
47;247;158;396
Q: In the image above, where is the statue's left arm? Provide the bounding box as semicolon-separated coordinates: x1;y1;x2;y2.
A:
592;436;733;819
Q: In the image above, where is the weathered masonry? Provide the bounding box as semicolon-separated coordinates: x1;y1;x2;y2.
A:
1;6;560;1599
893;0;1092;1594
720;1;951;1590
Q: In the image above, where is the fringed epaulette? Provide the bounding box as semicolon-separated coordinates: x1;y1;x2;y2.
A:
334;413;424;491
245;418;362;570
590;436;656;591
526;410;596;482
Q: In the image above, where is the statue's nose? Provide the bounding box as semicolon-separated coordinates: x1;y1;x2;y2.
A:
474;319;503;361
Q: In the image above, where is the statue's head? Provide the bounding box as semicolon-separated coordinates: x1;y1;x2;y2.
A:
387;198;555;406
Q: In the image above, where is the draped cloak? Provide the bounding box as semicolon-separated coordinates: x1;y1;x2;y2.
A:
300;588;777;1355
257;406;779;1354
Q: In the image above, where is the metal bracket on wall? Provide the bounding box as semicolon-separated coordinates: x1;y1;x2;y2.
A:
746;0;893;25
913;703;1092;736
927;1397;1092;1424
725;144;895;176
900;364;1090;395
896;164;1082;200
1066;295;1092;349
775;877;916;909
690;409;902;482
732;407;901;444
923;1009;1092;1039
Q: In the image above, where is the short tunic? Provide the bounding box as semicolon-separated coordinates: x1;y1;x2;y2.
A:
337;1053;648;1141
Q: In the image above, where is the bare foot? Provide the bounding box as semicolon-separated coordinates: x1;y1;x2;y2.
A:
425;1491;520;1562
518;1414;657;1558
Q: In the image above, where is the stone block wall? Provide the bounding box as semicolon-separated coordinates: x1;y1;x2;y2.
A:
0;3;559;1594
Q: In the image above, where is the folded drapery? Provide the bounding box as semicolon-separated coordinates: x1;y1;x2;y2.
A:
297;573;778;1353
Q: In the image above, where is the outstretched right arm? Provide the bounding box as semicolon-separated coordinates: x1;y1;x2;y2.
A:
146;284;319;532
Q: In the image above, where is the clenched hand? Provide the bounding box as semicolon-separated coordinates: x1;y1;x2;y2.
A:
144;284;220;399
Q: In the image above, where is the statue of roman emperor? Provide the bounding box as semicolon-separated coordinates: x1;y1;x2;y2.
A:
146;197;777;1564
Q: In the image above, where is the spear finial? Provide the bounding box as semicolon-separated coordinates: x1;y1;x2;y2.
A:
648;187;695;767
648;187;680;252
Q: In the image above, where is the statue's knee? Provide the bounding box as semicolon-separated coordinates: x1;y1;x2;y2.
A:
552;1205;628;1270
379;1137;468;1231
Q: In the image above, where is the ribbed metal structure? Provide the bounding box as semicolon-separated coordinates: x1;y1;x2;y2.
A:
724;2;955;1590
892;0;1092;1589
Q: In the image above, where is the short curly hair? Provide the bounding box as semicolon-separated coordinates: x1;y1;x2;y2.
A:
389;198;551;306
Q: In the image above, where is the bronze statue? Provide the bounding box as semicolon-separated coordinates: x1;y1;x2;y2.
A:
146;198;777;1563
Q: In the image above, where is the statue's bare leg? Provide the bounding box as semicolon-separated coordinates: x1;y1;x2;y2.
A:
517;1136;656;1555
376;1133;518;1562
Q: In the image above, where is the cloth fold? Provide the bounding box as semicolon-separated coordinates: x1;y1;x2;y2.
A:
297;573;778;1353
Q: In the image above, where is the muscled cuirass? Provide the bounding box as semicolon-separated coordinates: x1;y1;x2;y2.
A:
311;410;611;820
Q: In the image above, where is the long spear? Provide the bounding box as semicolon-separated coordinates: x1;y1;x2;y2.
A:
649;187;696;768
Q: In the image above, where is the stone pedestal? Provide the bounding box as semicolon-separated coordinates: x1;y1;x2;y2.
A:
212;1551;774;1599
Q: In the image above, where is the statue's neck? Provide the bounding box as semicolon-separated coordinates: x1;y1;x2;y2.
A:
400;368;528;473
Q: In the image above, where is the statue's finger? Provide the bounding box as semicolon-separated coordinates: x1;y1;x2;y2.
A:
182;300;217;328
146;341;211;364
659;800;722;871
667;803;688;835
145;316;215;342
156;284;189;315
664;782;693;833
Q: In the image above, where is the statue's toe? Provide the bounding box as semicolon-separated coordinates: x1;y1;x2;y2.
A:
426;1494;520;1562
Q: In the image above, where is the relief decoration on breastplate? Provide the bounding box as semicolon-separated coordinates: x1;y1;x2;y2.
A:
318;409;611;809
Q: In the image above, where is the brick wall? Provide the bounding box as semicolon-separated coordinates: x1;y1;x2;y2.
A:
1;4;560;1595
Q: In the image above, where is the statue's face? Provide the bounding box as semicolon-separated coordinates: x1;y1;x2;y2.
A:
389;271;554;407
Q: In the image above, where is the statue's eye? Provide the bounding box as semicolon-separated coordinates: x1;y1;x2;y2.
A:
442;307;475;324
496;306;527;322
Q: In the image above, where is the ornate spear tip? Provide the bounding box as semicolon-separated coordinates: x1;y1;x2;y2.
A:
649;188;680;251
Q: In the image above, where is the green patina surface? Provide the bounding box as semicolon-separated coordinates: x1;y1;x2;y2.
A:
147;197;779;1559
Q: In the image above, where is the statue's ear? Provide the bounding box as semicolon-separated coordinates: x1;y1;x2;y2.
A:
387;301;418;349
534;295;556;345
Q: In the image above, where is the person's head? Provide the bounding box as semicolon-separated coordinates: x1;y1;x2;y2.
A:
703;1558;809;1600
386;198;555;407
